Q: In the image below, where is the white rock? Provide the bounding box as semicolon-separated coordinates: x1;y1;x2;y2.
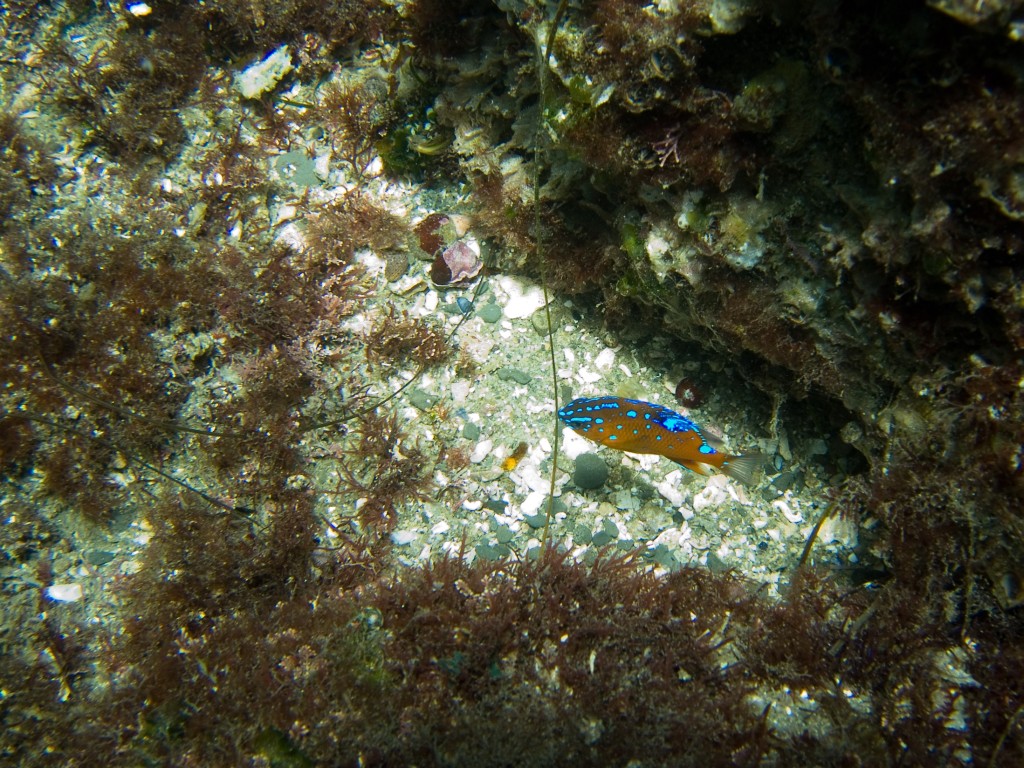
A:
391;530;417;546
520;463;550;494
520;490;547;515
594;347;616;371
560;428;592;459
496;276;548;319
470;439;493;463
449;380;471;405
45;584;83;602
693;474;730;512
656;470;685;507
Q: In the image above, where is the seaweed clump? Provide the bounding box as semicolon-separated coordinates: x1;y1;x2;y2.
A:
365;305;454;370
34;523;1013;766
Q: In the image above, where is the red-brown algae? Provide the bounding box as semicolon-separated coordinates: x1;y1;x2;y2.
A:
414;212;451;255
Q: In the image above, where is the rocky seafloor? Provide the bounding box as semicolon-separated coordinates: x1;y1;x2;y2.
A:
1;1;1022;765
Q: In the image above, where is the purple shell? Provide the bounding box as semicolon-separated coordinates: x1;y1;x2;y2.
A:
431;239;482;286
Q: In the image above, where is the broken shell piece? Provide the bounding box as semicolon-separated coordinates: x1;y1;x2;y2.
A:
430;238;482;286
448;213;472;237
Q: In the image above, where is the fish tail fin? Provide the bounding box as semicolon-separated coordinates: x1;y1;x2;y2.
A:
720;453;763;485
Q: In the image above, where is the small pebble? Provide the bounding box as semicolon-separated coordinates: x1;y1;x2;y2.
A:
771;470;795;492
391;530;417;546
573;453;609;489
84;550;116;566
840;421;863;444
524;513;548;529
470;439;493;463
496;367;532;385
476;543;504;561
706;553;729;573
531;311;552;335
478;303;502;323
462;422;481;440
407;389;438;411
651;545;677;570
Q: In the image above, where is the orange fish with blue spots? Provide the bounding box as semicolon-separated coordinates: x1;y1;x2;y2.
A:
558;396;761;484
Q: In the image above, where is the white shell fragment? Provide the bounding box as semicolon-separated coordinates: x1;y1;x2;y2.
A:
773;498;804;524
45;583;83;602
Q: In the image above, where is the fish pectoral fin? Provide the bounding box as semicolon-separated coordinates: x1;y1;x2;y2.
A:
703;434;727;452
673;459;715;476
719;453;763;485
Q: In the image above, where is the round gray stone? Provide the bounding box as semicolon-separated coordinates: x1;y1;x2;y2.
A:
478;303;502;323
573;452;609;489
